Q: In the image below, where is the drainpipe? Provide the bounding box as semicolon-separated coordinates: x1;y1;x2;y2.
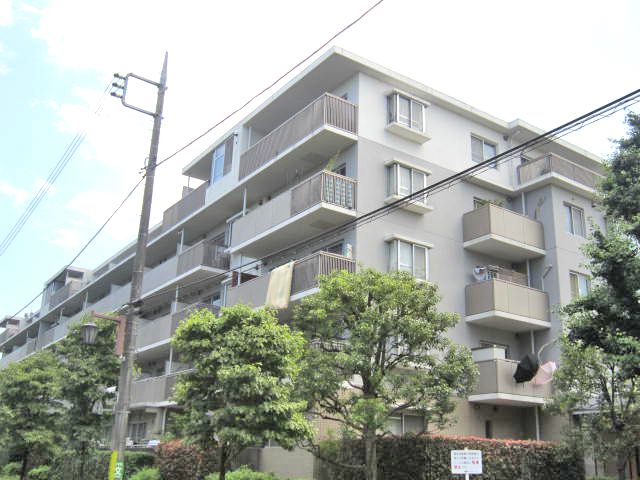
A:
541;264;553;291
242;187;247;216
521;191;526;215
534;406;541;441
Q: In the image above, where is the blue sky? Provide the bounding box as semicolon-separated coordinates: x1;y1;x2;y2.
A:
0;0;639;318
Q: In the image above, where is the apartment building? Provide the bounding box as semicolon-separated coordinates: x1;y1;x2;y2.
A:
0;47;605;478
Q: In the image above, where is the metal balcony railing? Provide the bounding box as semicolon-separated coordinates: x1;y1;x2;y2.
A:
177;241;230;275
291;171;356;216
291;251;356;294
162;182;208;232
49;280;84;309
239;93;358;179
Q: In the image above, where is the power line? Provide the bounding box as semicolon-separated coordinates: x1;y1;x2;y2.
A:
0;81;115;258
136;88;640;304
154;0;386;170
5;0;388;318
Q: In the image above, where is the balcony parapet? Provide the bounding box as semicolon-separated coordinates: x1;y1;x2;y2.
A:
517;153;604;193
240;93;358;180
49;279;85;309
162;182;208;233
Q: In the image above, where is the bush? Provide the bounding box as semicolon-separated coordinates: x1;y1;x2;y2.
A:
205;466;305;480
0;463;20;477
27;465;51;480
318;434;584;480
49;449;156;480
156;441;219;480
130;467;162;480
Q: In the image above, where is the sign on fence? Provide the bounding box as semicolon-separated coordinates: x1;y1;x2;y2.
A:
451;449;482;476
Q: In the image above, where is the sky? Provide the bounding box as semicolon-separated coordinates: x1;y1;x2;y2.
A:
0;0;638;318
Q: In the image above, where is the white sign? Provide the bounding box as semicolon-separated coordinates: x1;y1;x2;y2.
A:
451;450;482;475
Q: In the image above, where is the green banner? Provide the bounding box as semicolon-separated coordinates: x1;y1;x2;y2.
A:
114;461;125;480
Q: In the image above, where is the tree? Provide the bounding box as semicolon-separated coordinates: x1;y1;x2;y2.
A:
171;305;313;480
549;113;640;480
293;268;477;480
0;351;64;480
54;315;120;479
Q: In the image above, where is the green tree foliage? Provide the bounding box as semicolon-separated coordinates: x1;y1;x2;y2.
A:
549;113;640;480
171;306;313;480
53;315;120;478
293;269;477;480
0;351;63;480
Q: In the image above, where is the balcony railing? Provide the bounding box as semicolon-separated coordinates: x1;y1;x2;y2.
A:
465;278;550;332
171;303;220;326
162;182;208;232
228;252;355;306
462;203;545;261
177;241;230;275
49;279;85;309
0;343;29;369
291;170;356;216
239;93;358;179
471;358;552;404
517;154;604;189
131;373;180;405
291;251;355;294
231;172;357;252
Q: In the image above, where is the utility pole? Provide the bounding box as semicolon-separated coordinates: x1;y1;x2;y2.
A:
109;53;168;480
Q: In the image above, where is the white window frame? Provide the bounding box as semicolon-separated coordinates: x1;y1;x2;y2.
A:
388;238;430;281
211;143;226;184
565;203;586;237
471;135;498;168
570;271;590;299
388;92;427;133
387;163;428;204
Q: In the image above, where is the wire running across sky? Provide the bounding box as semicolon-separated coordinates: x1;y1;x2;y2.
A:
0;80;115;258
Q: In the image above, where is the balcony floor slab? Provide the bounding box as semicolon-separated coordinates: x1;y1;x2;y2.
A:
463;234;545;261
468;393;546;407
466;310;551;332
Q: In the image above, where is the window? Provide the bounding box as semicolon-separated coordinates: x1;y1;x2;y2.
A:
388;239;429;281
333;164;347;176
473;197;488;209
471;135;497;167
128;421;146;443
387;163;428;204
387;413;424;435
210;136;234;184
570;272;590;299
565;204;586;237
387;93;426;132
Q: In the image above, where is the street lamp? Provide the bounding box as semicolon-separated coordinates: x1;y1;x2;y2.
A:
81;321;99;345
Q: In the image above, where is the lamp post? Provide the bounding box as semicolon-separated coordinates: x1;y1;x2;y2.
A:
82;311;126;356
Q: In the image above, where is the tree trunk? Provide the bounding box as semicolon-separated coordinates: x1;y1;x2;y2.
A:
79;441;86;480
219;441;228;480
364;431;377;480
617;453;628;480
19;451;29;480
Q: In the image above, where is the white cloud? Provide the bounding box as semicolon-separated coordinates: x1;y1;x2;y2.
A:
0;180;28;206
30;99;59;110
50;228;82;248
0;0;13;26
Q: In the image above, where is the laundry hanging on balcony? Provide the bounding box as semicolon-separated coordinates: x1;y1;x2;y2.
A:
532;361;557;385
265;261;294;309
513;353;539;383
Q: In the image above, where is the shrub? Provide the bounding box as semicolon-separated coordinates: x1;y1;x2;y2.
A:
130;467;162;480
205;466;305;479
27;465;51;480
0;463;20;477
48;449;156;480
318;434;584;480
156;441;219;480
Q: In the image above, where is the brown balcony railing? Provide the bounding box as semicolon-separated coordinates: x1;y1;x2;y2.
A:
291;171;356;216
162;182;208;232
131;373;180;405
517;154;604;189
239;94;358;179
472;358;552;399
291;251;356;294
177;241;230;275
466;279;549;323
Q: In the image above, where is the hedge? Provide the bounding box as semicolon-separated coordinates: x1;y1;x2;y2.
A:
318;434;584;480
47;449;156;480
155;441;220;480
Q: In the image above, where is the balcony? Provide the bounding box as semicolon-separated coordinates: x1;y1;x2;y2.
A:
230;171;357;258
465;278;550;332
227;251;355;307
161;182;208;233
469;356;552;406
137;303;220;351
239;93;358;181
131;373;179;406
142;241;229;295
0;342;29;369
462;204;545;261
39;320;72;348
517;153;604;196
49;279;85;309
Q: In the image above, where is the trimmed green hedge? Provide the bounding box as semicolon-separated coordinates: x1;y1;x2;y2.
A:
318;435;584;480
48;449;156;480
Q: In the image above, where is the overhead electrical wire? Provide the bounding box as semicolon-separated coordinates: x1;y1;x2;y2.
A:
5;0;388;318
135;88;640;305
0;80;115;258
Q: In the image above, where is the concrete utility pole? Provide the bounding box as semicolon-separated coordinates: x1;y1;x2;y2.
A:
110;53;168;480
